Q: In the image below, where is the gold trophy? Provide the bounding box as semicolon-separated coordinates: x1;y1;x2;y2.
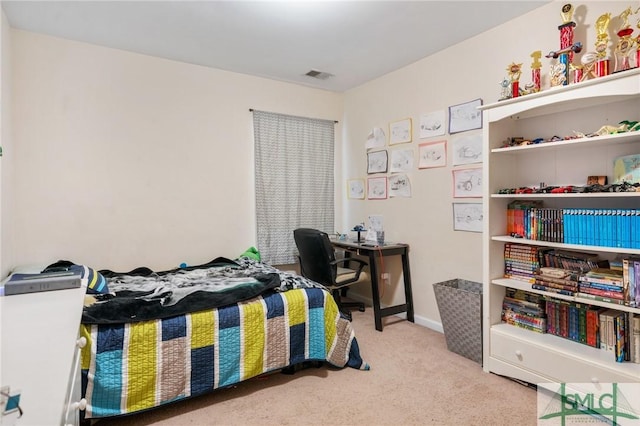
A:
559;4;577;62
636;13;640;69
613;6;636;72
530;50;542;92
594;12;611;76
546;4;579;85
507;62;522;98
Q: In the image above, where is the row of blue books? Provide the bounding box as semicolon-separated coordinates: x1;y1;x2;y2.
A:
563;208;640;248
506;204;640;249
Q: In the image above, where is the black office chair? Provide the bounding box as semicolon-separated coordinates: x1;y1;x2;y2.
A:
293;228;367;320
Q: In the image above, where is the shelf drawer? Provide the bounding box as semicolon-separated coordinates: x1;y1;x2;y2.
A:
491;328;634;384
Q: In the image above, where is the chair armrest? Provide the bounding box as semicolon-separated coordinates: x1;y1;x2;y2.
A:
331;258;367;268
331;258;367;284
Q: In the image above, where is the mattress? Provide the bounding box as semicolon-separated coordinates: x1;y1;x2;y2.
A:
80;286;368;418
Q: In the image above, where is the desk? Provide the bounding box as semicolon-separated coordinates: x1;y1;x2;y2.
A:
331;240;414;331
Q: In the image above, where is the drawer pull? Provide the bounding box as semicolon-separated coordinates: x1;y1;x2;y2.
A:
76;337;87;348
591;377;599;384
72;398;87;411
514;350;523;359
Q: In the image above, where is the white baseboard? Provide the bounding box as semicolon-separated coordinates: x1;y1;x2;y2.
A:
345;292;443;334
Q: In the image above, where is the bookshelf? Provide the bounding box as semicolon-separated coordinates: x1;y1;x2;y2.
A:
481;68;640;385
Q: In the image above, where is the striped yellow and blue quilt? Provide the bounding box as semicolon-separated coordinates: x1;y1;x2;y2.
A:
80;287;368;419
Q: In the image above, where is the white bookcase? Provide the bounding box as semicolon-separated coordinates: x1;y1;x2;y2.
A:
480;68;640;385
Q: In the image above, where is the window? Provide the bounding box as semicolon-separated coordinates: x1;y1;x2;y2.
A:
252;110;335;265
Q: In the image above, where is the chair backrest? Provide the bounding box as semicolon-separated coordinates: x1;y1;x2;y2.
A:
293;228;336;286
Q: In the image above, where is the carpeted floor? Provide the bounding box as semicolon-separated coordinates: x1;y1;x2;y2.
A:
93;310;538;425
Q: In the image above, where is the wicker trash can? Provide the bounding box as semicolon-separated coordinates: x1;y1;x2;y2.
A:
433;279;482;365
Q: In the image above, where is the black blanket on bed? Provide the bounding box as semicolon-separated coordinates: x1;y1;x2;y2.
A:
44;257;326;325
67;257;282;324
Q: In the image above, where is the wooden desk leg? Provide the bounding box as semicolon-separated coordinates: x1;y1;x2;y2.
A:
401;252;414;323
368;252;383;331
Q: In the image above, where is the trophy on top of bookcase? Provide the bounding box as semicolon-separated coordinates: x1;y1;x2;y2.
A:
593;12;612;77
506;62;522;98
636;12;640;69
546;3;582;86
613;6;639;72
530;50;542;92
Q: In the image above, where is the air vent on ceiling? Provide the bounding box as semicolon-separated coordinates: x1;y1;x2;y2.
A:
305;70;333;80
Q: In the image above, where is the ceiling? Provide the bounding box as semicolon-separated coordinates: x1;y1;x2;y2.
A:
1;1;550;92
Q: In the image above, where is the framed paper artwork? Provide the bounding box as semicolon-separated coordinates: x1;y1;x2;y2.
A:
419;110;446;138
453;202;483;232
366;127;386;150
389;149;414;173
347;179;365;199
418;140;447;169
452;167;482;198
448;98;482;134
389;118;412;145
367;177;388;200
389;174;411;198
367;150;388;174
451;132;482;166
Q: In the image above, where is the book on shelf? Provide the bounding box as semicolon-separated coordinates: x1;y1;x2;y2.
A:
623;312;631;362
622;256;640;308
614;312;626;362
504;243;543;282
541;248;604;272
578;267;625;303
505;287;545;304
577;292;627;305
577;284;624;299
502;288;546;332
532;284;576;296
581;268;623;284
503;297;545;315
563;208;639;249
633;315;640;363
537;278;640;362
598;309;617;353
578;280;623;292
506;200;543;239
535;270;580;294
586;307;603;348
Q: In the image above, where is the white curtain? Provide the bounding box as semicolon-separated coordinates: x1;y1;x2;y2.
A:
253;110;335;265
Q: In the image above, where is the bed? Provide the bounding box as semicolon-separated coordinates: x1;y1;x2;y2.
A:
55;256;368;420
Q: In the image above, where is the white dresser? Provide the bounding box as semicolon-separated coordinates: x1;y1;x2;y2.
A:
1;287;86;425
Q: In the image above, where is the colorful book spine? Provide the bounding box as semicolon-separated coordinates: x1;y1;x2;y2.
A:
631;315;640;364
577;292;626;305
614;312;625;362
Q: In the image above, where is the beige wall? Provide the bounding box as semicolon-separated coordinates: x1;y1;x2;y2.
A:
1;10;11;279
8;30;343;272
341;1;628;328
3;1;630;330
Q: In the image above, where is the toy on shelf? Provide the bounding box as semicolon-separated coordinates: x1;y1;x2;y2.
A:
573;120;640;138
500;120;640;148
496;182;640;195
